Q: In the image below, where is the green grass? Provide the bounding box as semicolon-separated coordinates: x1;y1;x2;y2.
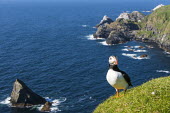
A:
93;76;170;113
137;30;155;38
140;5;170;36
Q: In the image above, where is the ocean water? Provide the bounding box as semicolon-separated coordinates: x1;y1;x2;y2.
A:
0;1;170;113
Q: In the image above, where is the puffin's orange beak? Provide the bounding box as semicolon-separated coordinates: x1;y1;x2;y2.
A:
114;56;118;65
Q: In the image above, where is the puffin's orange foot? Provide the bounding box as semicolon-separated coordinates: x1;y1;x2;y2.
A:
119;95;124;97
111;95;119;99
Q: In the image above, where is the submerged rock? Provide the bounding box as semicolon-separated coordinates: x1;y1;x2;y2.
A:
140;54;148;58
10;79;46;107
41;102;52;112
138;46;145;49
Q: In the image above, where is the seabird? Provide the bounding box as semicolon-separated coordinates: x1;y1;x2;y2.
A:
106;56;132;97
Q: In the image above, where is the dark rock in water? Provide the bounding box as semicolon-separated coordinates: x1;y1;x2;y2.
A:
128;49;134;51
140;54;148;58
41;102;52;112
138;46;145;49
10;79;46;107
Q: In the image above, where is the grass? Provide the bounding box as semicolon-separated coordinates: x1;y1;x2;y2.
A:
93;76;170;113
140;5;170;36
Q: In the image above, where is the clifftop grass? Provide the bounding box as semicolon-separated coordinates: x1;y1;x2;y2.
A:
93;76;170;113
138;5;170;39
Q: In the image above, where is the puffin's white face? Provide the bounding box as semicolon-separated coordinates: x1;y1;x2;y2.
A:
109;56;118;65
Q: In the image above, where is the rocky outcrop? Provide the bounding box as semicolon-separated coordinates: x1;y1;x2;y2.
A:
94;5;170;51
94;16;139;44
10;79;46;107
136;5;170;51
116;11;145;22
96;15;113;27
41;102;52;112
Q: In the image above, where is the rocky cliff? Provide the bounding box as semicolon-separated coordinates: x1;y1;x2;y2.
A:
136;5;170;51
93;5;170;51
93;11;144;44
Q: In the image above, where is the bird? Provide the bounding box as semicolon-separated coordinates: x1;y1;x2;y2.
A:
106;56;132;97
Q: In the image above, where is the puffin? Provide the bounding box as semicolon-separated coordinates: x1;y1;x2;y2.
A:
106;56;132;97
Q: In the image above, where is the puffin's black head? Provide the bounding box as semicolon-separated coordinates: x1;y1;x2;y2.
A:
109;56;118;65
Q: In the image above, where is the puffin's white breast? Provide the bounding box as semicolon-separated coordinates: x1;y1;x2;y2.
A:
106;69;128;89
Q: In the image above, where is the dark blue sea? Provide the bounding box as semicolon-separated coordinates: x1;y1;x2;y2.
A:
0;0;170;113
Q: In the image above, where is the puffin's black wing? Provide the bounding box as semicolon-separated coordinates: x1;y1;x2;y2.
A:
120;71;133;86
109;65;133;86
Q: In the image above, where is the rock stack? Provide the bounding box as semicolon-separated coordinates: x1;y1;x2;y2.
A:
10;79;46;107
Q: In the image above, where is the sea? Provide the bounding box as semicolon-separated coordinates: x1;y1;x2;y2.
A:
0;0;170;113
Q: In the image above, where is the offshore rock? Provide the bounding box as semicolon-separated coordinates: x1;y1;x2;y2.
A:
10;79;46;107
41;102;52;112
140;54;148;58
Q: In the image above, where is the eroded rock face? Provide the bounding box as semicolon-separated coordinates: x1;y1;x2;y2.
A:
10;79;46;107
94;18;139;44
116;11;145;22
93;12;142;44
96;15;113;27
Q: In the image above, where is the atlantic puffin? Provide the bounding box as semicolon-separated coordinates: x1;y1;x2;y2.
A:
106;56;132;97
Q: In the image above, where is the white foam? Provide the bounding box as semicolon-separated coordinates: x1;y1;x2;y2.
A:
156;70;170;74
142;11;151;12
85;34;105;40
121;48;134;51
163;51;170;55
85;34;96;40
37;97;66;113
99;41;112;46
122;48;147;52
122;53;149;59
82;25;88;27
133;46;145;49
122;48;130;51
1;96;66;113
0;97;11;105
48;97;66;113
133;50;147;52
122;53;137;59
124;46;144;49
146;45;154;48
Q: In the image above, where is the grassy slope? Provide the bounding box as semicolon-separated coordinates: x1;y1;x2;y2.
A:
138;5;170;39
94;76;170;113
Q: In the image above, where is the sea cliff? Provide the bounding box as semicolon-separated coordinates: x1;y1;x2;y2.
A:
93;5;170;51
